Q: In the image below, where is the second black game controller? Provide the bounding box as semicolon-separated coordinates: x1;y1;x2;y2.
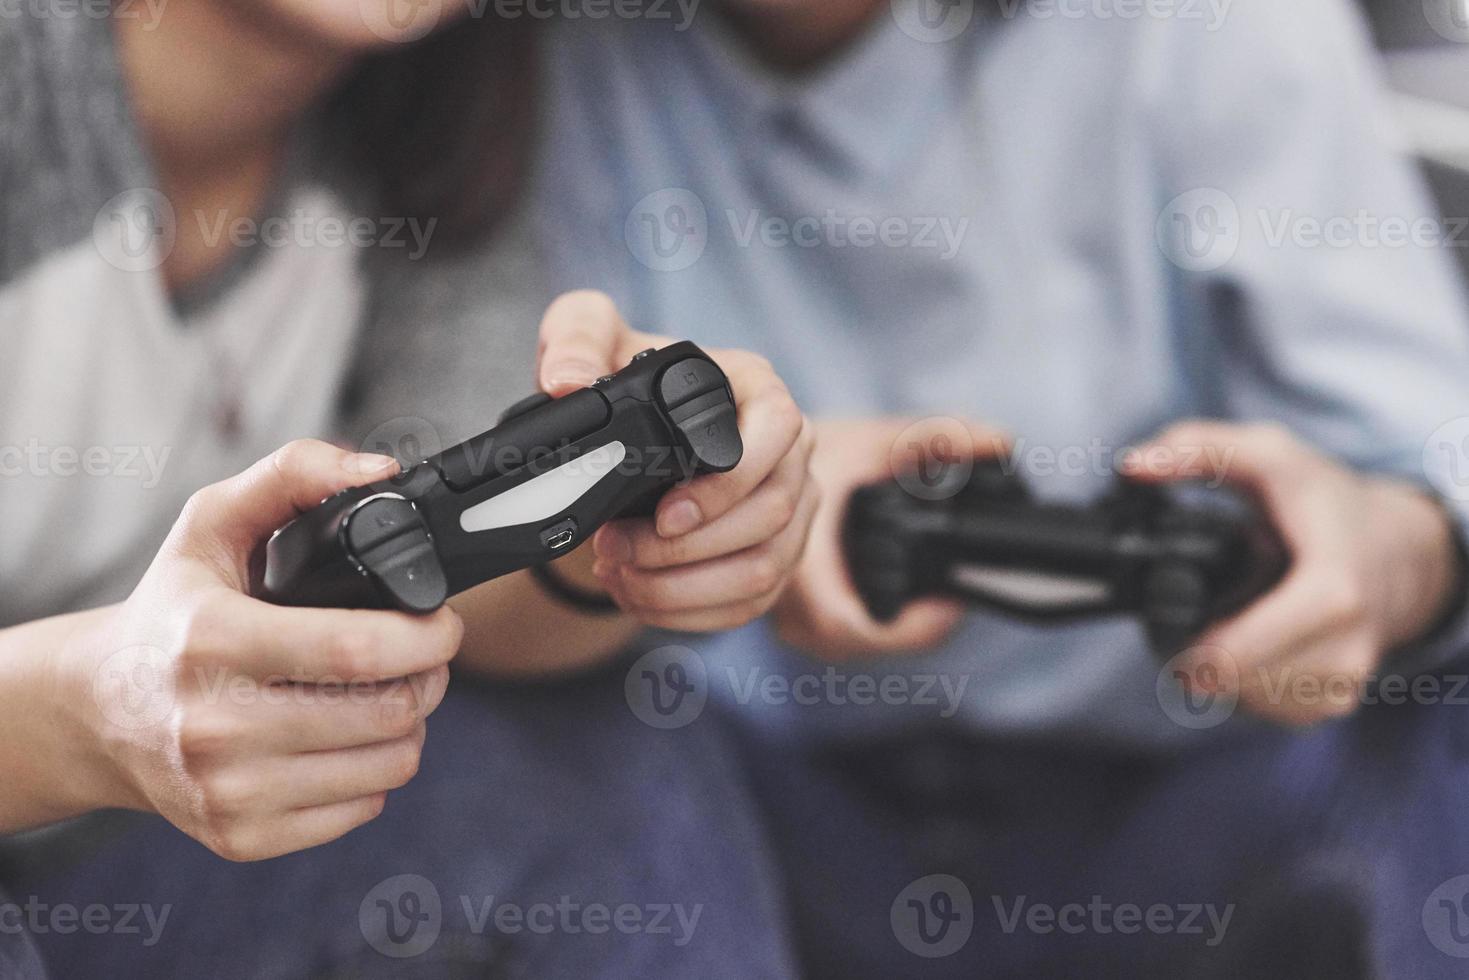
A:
261;341;742;612
843;460;1289;654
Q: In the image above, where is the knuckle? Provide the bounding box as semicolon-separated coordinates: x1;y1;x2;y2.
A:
179;591;226;643
1320;579;1367;626
747;552;785;595
175;710;229;765
766;389;803;437
550;289;618;325
1249;422;1296;454
388;741;423;788
749;589;781;618
798;418;817;453
205;825;262;864
624;574;664;609
1317;692;1361;721
1159;421;1207;446
269;439;316;478
710;605;757;632
729;350;774;378
639;536;683;569
200;771;258;819
377;688;420;737
178;483;228;530
326;629;380;679
435;610;465;658
365;793;389;820
769;485;801;532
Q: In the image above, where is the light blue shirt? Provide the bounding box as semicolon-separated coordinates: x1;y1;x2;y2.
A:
531;0;1469;751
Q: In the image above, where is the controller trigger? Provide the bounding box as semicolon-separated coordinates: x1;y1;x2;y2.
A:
344;497;446;613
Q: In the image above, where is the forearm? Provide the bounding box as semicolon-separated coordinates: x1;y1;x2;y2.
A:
0;606;132;834
449;546;642;678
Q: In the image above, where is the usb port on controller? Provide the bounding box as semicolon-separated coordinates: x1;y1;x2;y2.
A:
539;518;579;551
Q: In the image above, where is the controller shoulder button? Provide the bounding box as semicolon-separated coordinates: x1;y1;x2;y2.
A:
672;398;742;473
498;391;553;424
345;497;447;613
658;357;727;410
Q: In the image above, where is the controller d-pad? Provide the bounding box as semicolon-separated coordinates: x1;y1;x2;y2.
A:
345;498;446;613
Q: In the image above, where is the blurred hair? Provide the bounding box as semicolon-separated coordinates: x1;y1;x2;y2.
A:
326;15;537;250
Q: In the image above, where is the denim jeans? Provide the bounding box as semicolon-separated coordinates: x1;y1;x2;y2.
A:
1;667;798;979
731;694;1469;980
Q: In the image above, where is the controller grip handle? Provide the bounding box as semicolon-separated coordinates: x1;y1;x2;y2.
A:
843;482;920;623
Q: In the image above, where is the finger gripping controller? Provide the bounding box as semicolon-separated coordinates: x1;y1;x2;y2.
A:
843;461;1289;654
262;341;742;612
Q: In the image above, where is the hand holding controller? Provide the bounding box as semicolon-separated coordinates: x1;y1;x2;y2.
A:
262;341;742;612
843;460;1289;654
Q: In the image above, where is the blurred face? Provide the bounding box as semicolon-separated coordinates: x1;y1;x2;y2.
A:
239;0;474;51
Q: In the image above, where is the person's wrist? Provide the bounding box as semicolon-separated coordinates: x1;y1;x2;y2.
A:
42;609;153;816
1371;480;1464;649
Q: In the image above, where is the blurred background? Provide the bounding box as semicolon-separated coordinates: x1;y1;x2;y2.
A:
1364;0;1469;280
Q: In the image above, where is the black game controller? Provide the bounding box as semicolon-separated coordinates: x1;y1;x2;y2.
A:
843;460;1289;654
262;341;742;612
